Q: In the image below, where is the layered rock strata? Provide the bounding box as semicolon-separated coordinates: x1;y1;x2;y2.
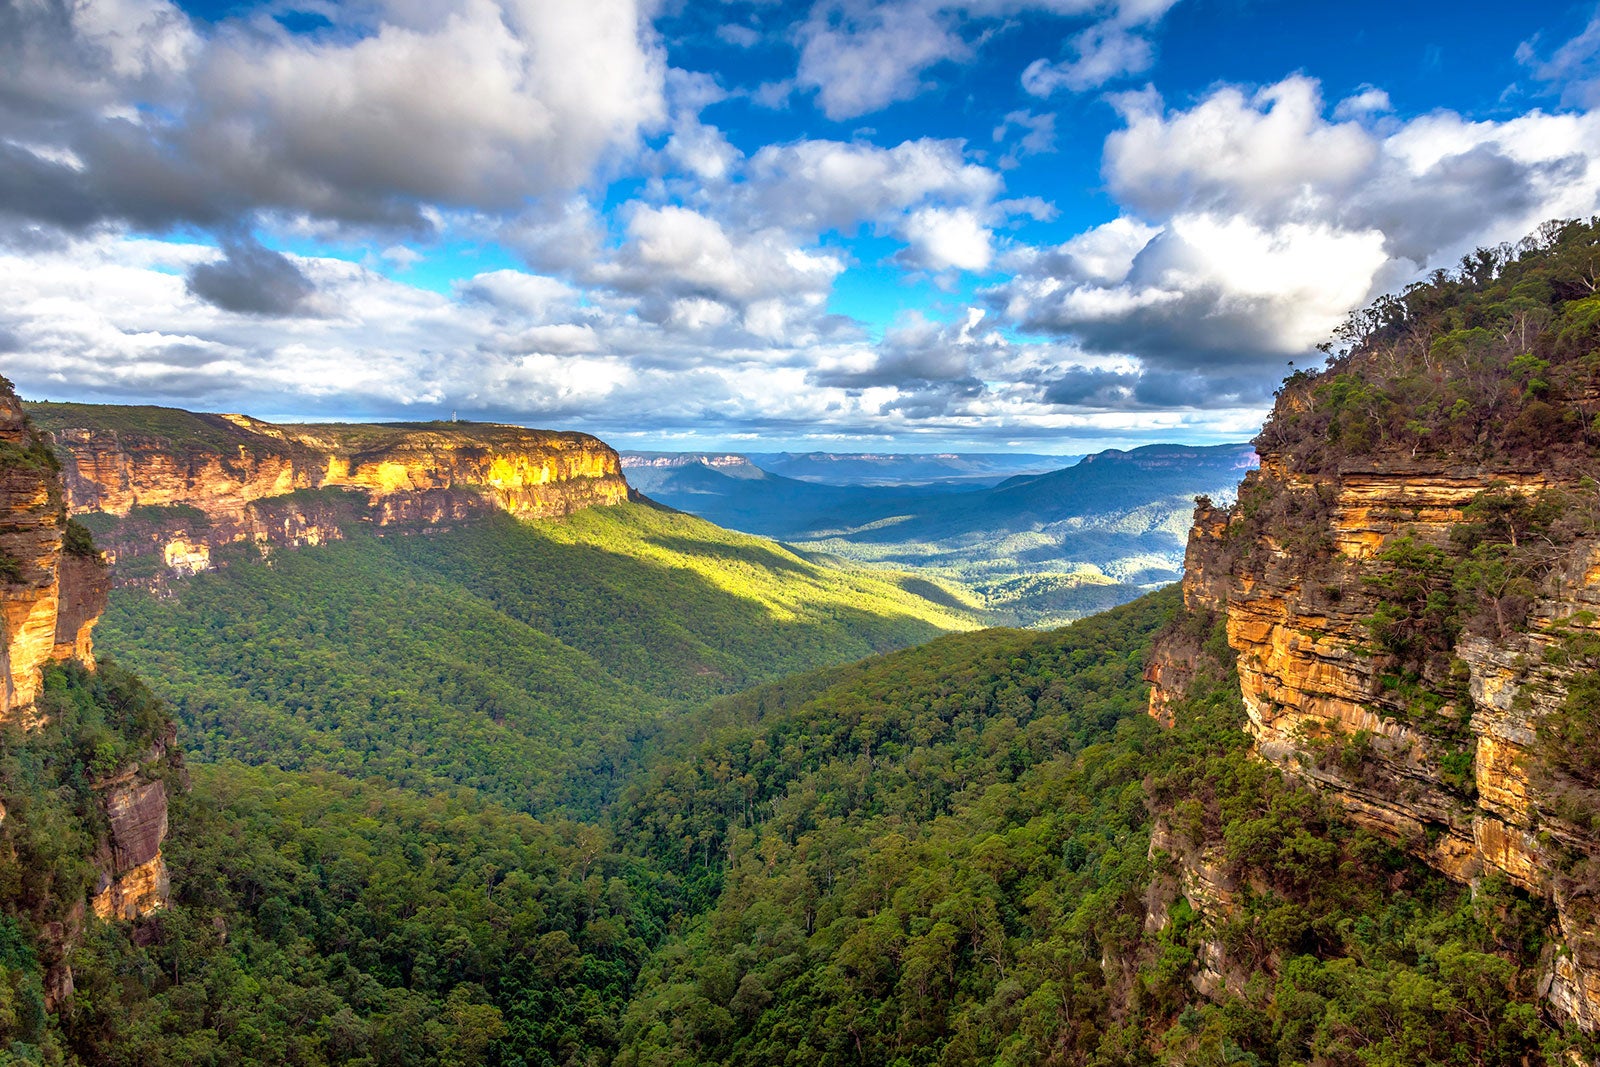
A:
0;381;174;978
0;388;107;720
91;728;179;922
1148;448;1600;1026
26;405;630;579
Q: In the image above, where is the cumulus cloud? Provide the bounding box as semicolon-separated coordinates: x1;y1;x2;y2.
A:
1103;77;1378;222
1;233;1263;448
797;0;969;119
613;205;844;304
813;308;997;386
1022;24;1154;96
458;270;580;318
898;206;994;271
990;74;1600;397
745;138;998;228
0;0;668;234
1333;86;1393;121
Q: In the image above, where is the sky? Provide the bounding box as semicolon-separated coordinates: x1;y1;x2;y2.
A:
3;0;1600;452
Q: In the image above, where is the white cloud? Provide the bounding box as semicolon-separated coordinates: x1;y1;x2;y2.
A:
1104;76;1377;221
793;0;1182;119
0;0;198;121
0;0;669;231
988;71;1600;402
0;229;1264;447
603;204;845;311
459;270;580;317
1333;86;1392;120
743;137;1002;234
795;1;970;120
901;206;993;271
716;24;761;48
1022;24;1154;96
664;119;743;183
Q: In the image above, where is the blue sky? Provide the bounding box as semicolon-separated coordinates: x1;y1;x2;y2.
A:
2;0;1598;452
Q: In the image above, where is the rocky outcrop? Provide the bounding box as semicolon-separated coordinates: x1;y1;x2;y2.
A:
1147;447;1600;1025
28;404;631;579
91;729;179;923
0;381;175;1004
0;387;110;722
621;452;751;471
1144;499;1231;728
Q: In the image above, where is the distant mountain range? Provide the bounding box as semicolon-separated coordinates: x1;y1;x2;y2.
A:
621;450;1072;489
622;443;1259;625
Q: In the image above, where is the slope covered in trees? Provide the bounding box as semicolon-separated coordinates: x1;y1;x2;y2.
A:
18;586;1582;1066
626;444;1257;625
95;503;977;815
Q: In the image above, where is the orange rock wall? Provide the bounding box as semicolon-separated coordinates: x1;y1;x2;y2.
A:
0;389;108;722
1147;455;1600;1027
0;382;175;954
38;411;631;578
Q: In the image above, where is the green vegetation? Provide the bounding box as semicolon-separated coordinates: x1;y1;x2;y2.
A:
22;401;598;458
23;403;291;459
0;586;1586;1065
60;520;99;560
95;505;977;815
65;764;667;1067
0;661;174;1063
629;444;1256;625
1358;484;1600;711
1260;217;1600;472
605;596;1579;1065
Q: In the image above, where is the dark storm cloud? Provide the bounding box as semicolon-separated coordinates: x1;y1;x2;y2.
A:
0;144;102;231
809;312;991;388
1037;366;1276;409
811;344;973;388
1353;146;1581;264
186;235;315;316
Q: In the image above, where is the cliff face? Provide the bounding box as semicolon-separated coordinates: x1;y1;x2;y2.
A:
0;389;109;720
1139;221;1600;1029
1148;439;1600;1027
28;405;630;579
0;381;174;998
91;726;178;923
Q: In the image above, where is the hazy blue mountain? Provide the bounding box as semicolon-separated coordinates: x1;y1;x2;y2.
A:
622;443;1258;624
743;451;1074;486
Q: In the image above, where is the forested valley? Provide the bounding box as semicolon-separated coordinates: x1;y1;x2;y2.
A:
10;219;1600;1065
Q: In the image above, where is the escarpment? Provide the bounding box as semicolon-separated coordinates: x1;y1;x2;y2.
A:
0;377;178;1006
25;404;630;581
1146;222;1600;1029
0;386;108;720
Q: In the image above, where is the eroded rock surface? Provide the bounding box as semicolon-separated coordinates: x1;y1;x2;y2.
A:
27;404;630;580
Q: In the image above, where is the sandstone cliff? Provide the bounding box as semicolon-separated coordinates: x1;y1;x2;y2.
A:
0;379;176;1005
1145;240;1600;1029
0;387;109;720
26;403;630;580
